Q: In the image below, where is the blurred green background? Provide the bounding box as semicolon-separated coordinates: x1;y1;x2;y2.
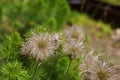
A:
0;0;120;80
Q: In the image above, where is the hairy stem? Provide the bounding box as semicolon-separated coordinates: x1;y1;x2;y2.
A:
31;60;41;80
64;58;73;78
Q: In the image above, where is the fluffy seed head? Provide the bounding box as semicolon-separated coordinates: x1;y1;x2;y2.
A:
64;25;84;42
21;33;59;61
80;52;99;71
79;52;99;79
89;61;117;80
63;41;84;58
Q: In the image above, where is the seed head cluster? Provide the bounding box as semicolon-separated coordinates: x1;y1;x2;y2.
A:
63;25;85;59
21;26;119;80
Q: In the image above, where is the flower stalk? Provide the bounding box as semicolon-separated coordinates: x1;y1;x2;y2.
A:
31;60;41;80
64;58;73;79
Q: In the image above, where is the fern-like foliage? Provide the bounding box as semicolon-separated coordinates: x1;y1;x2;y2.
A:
24;25;50;38
0;0;70;32
0;32;23;60
0;61;29;80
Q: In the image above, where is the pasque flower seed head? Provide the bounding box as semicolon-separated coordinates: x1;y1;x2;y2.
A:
63;41;84;59
21;33;59;61
64;25;84;42
89;61;117;80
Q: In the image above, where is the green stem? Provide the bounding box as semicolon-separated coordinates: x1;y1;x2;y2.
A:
48;55;61;79
31;60;41;80
64;58;73;78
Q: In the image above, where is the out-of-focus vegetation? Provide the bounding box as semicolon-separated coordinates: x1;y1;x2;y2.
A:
100;0;120;6
0;0;119;80
0;0;70;32
69;12;112;37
